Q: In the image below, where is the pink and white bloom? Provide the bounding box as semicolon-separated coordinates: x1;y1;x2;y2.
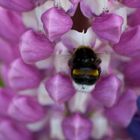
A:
41;7;73;41
20;29;54;64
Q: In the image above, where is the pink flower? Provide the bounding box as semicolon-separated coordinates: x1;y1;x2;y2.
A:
8;59;42;91
0;7;25;43
45;73;75;103
41;7;73;41
0;0;46;12
20;29;54;64
62;113;92;140
8;95;45;123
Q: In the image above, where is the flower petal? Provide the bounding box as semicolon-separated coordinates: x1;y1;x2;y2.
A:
0;0;46;12
8;95;45;123
80;0;109;17
0;38;14;63
0;120;32;140
92;13;123;44
123;59;140;87
113;26;140;57
20;29;54;64
45;73;75;103
8;59;42;91
41;7;73;41
0;88;13;116
62;113;92;140
105;89;137;127
92;74;120;108
0;7;25;43
61;27;96;51
121;0;140;8
128;9;140;27
0;65;10;87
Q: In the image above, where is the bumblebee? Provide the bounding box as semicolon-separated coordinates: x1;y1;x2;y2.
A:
69;46;101;85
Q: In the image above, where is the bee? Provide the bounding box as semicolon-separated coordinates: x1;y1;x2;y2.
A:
69;46;101;87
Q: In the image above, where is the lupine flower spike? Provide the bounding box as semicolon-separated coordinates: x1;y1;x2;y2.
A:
0;0;139;140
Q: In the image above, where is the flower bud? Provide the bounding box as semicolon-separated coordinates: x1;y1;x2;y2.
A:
92;13;123;43
62;113;92;140
105;90;137;127
114;26;140;57
41;7;73;41
45;73;75;103
8;59;42;91
8;95;45;123
92;75;120;108
0;7;25;43
20;29;54;64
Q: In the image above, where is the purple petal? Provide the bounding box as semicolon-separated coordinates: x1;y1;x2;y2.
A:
62;113;92;140
105;89;137;127
20;29;54;64
121;0;140;8
122;59;140;87
0;88;14;116
0;65;10;87
0;38;14;63
8;95;45;123
92;74;120;108
0;119;32;140
0;0;46;12
0;7;25;43
113;26;140;57
8;59;42;91
128;9;140;27
92;13;123;44
41;7;73;41
45;73;75;103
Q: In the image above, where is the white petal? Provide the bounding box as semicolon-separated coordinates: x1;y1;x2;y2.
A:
37;83;54;105
91;112;108;139
27;116;48;132
54;0;73;12
53;42;70;74
50;117;65;139
82;0;109;16
62;28;96;50
69;91;91;113
34;1;54;31
113;7;127;32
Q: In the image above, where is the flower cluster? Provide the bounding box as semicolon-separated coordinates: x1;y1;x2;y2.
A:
0;0;140;140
